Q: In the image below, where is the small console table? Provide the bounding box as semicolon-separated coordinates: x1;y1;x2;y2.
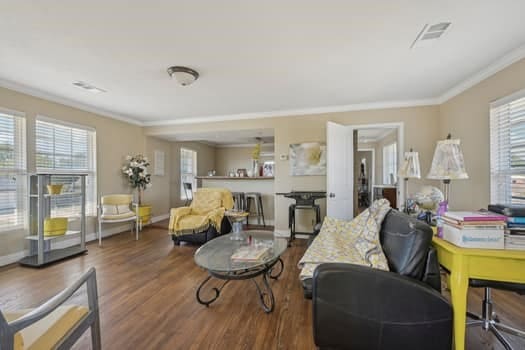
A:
276;191;326;245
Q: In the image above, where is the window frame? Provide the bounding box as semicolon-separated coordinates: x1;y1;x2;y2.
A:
35;115;97;216
180;148;197;200
382;142;397;185
490;88;525;204
0;107;27;232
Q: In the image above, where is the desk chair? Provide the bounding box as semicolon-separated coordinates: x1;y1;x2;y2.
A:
467;280;525;350
0;268;101;350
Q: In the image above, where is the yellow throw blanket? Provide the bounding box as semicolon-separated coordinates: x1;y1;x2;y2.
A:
168;188;233;236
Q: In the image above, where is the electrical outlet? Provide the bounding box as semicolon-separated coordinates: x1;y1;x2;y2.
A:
279;154;288;161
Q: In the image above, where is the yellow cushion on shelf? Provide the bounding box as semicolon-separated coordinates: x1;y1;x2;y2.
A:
43;218;68;237
4;305;88;350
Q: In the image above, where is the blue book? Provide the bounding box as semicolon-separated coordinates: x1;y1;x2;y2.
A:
507;217;525;224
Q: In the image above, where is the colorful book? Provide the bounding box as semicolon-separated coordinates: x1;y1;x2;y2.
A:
443;211;506;223
506;217;525;224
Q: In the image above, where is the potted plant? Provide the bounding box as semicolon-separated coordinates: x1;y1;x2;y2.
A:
122;154;151;205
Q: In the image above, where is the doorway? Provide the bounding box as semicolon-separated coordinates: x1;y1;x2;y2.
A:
355;124;403;214
326;122;404;220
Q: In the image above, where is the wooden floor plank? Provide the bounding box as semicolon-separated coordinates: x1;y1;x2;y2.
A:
0;221;523;349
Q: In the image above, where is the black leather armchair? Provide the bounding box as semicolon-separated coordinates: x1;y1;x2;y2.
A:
309;210;453;350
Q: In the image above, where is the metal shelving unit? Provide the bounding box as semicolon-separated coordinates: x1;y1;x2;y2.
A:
19;173;88;267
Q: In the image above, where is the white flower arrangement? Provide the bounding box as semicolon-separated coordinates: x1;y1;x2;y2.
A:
122;154;152;190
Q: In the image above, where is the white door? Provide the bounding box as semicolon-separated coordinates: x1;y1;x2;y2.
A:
326;122;354;220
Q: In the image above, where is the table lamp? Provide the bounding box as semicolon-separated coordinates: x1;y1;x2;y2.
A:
398;149;421;213
427;134;468;206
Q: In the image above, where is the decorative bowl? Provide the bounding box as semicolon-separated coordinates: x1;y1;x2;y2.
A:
46;184;63;195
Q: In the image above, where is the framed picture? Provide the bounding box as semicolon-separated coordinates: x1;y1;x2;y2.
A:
154;150;165;176
289;142;326;176
263;161;274;177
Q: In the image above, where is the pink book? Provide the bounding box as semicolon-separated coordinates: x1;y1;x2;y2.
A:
444;211;506;222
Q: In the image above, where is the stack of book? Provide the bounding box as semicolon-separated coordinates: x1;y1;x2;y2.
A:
488;204;525;250
442;211;506;249
231;246;270;262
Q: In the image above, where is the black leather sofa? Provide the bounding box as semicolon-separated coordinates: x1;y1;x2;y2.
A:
304;210;453;350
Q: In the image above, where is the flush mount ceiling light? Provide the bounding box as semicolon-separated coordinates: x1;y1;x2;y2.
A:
72;81;106;93
167;66;199;86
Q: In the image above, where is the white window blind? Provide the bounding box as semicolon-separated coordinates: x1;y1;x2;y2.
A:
36;117;97;216
0;111;26;232
180;148;197;200
383;142;397;185
490;90;525;204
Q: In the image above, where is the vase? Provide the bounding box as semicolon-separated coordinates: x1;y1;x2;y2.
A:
251;159;259;177
138;187;143;206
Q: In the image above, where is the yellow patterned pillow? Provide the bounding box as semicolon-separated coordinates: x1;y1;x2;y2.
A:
353;199;391;270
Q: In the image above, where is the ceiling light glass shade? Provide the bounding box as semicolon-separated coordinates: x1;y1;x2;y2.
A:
427;138;468;180
398;151;421;179
167;66;199;86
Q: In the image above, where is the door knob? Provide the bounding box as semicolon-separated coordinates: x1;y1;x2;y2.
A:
329;192;335;198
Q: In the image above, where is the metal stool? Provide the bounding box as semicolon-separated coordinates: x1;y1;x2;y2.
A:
231;192;246;211
245;192;266;226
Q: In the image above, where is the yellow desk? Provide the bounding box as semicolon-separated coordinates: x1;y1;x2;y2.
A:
432;237;525;350
135;205;152;230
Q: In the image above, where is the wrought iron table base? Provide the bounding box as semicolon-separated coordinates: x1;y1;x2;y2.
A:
196;258;284;313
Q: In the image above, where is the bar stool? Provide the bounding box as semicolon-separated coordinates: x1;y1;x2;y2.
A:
245;192;266;226
231;192;246;211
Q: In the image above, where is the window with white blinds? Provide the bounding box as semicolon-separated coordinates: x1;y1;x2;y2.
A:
0;111;26;232
383;142;397;185
35;117;97;216
180;148;197;200
490;89;525;204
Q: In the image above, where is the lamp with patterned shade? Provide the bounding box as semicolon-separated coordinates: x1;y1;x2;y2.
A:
398;149;421;213
427;134;468;205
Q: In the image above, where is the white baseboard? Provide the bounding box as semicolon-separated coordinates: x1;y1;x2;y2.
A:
0;223;136;267
274;229;290;238
151;213;169;223
0;251;27;267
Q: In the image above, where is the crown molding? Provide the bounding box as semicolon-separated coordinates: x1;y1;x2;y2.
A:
142;98;440;126
0;78;144;126
2;44;524;128
436;44;525;104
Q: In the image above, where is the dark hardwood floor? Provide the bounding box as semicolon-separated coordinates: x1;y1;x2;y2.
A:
0;221;524;349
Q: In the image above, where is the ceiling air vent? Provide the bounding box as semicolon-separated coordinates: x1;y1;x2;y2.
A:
72;81;107;93
410;22;451;49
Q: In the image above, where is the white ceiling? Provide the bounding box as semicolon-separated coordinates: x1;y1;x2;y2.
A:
1;1;525;125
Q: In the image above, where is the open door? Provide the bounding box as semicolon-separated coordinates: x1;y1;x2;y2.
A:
326;122;354;220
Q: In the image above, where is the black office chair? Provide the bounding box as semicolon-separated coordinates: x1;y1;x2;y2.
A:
467;280;525;350
183;182;193;206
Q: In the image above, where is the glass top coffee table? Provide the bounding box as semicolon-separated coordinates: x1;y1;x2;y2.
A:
194;230;287;313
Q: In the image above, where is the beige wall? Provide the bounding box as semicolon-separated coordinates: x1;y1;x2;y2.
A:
215;145;274;176
439;58;525;210
170;141;216;208
144;136;172;217
0;86;144;258
146;105;442;233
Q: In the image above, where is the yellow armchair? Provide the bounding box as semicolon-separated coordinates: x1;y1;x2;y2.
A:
169;188;233;245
